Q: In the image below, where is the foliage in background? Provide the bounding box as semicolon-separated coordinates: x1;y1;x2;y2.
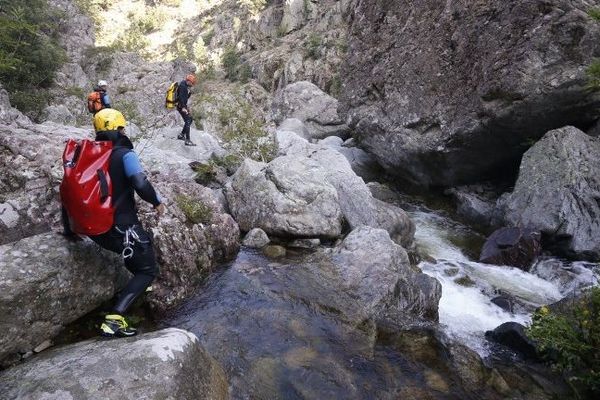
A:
175;195;213;224
587;59;600;91
216;93;275;163
588;9;600;90
113;99;144;128
221;45;241;81
237;0;267;16
588;7;600;22
304;33;322;59
0;0;66;120
527;287;600;398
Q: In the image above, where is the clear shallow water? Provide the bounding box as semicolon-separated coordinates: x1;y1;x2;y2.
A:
166;250;472;399
163;196;598;397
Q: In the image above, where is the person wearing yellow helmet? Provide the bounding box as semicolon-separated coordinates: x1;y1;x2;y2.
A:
69;108;164;337
176;73;198;146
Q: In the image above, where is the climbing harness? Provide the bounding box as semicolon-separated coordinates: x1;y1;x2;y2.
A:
115;225;150;259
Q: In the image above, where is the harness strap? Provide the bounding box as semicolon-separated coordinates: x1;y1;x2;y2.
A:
115;225;150;259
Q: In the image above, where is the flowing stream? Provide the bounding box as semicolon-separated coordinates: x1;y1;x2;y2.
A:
164;195;599;399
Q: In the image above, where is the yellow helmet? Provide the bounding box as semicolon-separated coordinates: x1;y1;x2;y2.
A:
93;108;126;132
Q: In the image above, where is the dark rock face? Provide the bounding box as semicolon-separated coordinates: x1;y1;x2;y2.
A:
497;126;600;260
479;227;542;270
485;322;538;360
340;0;600;187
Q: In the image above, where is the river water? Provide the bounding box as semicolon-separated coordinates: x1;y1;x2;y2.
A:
165;195;599;399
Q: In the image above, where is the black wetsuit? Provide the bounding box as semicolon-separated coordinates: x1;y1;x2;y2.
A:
65;131;160;315
176;80;193;140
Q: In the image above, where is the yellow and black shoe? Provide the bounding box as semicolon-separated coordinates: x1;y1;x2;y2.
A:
100;314;138;338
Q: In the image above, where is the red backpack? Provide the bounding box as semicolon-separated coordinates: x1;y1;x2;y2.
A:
87;91;103;113
60;139;116;235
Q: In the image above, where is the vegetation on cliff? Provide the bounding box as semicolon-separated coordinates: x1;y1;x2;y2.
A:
0;0;66;119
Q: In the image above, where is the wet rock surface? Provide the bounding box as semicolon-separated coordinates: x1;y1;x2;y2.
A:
479;227;542;270
0;328;228;400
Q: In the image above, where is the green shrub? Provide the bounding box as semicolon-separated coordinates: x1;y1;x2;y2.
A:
65;86;86;99
0;0;66;93
9;89;53;122
221;45;241;81
527;287;600;397
175;195;213;224
237;0;267;15
587;59;600;91
192;162;217;185
588;8;600;22
202;29;215;44
113;99;143;127
217;96;276;162
328;74;342;98
304;33;322;59
238;63;252;84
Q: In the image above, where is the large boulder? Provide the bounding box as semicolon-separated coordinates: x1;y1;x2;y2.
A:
226;131;414;246
0;87;30;126
332;226;441;322
479;227;542;270
0;328;229;400
271;81;350;139
0;122;90;245
139;177;240;314
0;233;123;366
225;157;344;238
497;126;600;260
340;0;600;187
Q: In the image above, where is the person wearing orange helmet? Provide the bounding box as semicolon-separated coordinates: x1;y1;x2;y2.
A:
176;73;198;146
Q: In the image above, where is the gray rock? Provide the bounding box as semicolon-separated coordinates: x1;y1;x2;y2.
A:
0;122;90;244
243;228;270;248
42;105;76;126
271;81;350;139
479;227;542;270
446;186;497;229
319;136;383;182
497;126;600;260
0;328;229;400
279;118;311;139
530;258;599;296
138;177;240;314
263;244;287;258
226;158;344;238
228;133;414;246
340;0;600;187
485;322;538;359
0;87;30;126
319;136;344;147
0;233;122;365
587;119;600;137
332;226;441;321
289;238;321;249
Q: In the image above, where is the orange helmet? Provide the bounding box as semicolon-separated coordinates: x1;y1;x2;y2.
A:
185;74;197;85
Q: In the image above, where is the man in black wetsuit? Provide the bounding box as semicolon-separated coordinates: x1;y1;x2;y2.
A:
63;108;164;337
176;73;197;146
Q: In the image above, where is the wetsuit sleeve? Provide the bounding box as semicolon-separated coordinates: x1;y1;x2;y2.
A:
102;93;111;108
122;152;161;207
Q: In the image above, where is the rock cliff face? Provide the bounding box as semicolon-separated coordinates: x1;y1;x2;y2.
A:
340;0;600;187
